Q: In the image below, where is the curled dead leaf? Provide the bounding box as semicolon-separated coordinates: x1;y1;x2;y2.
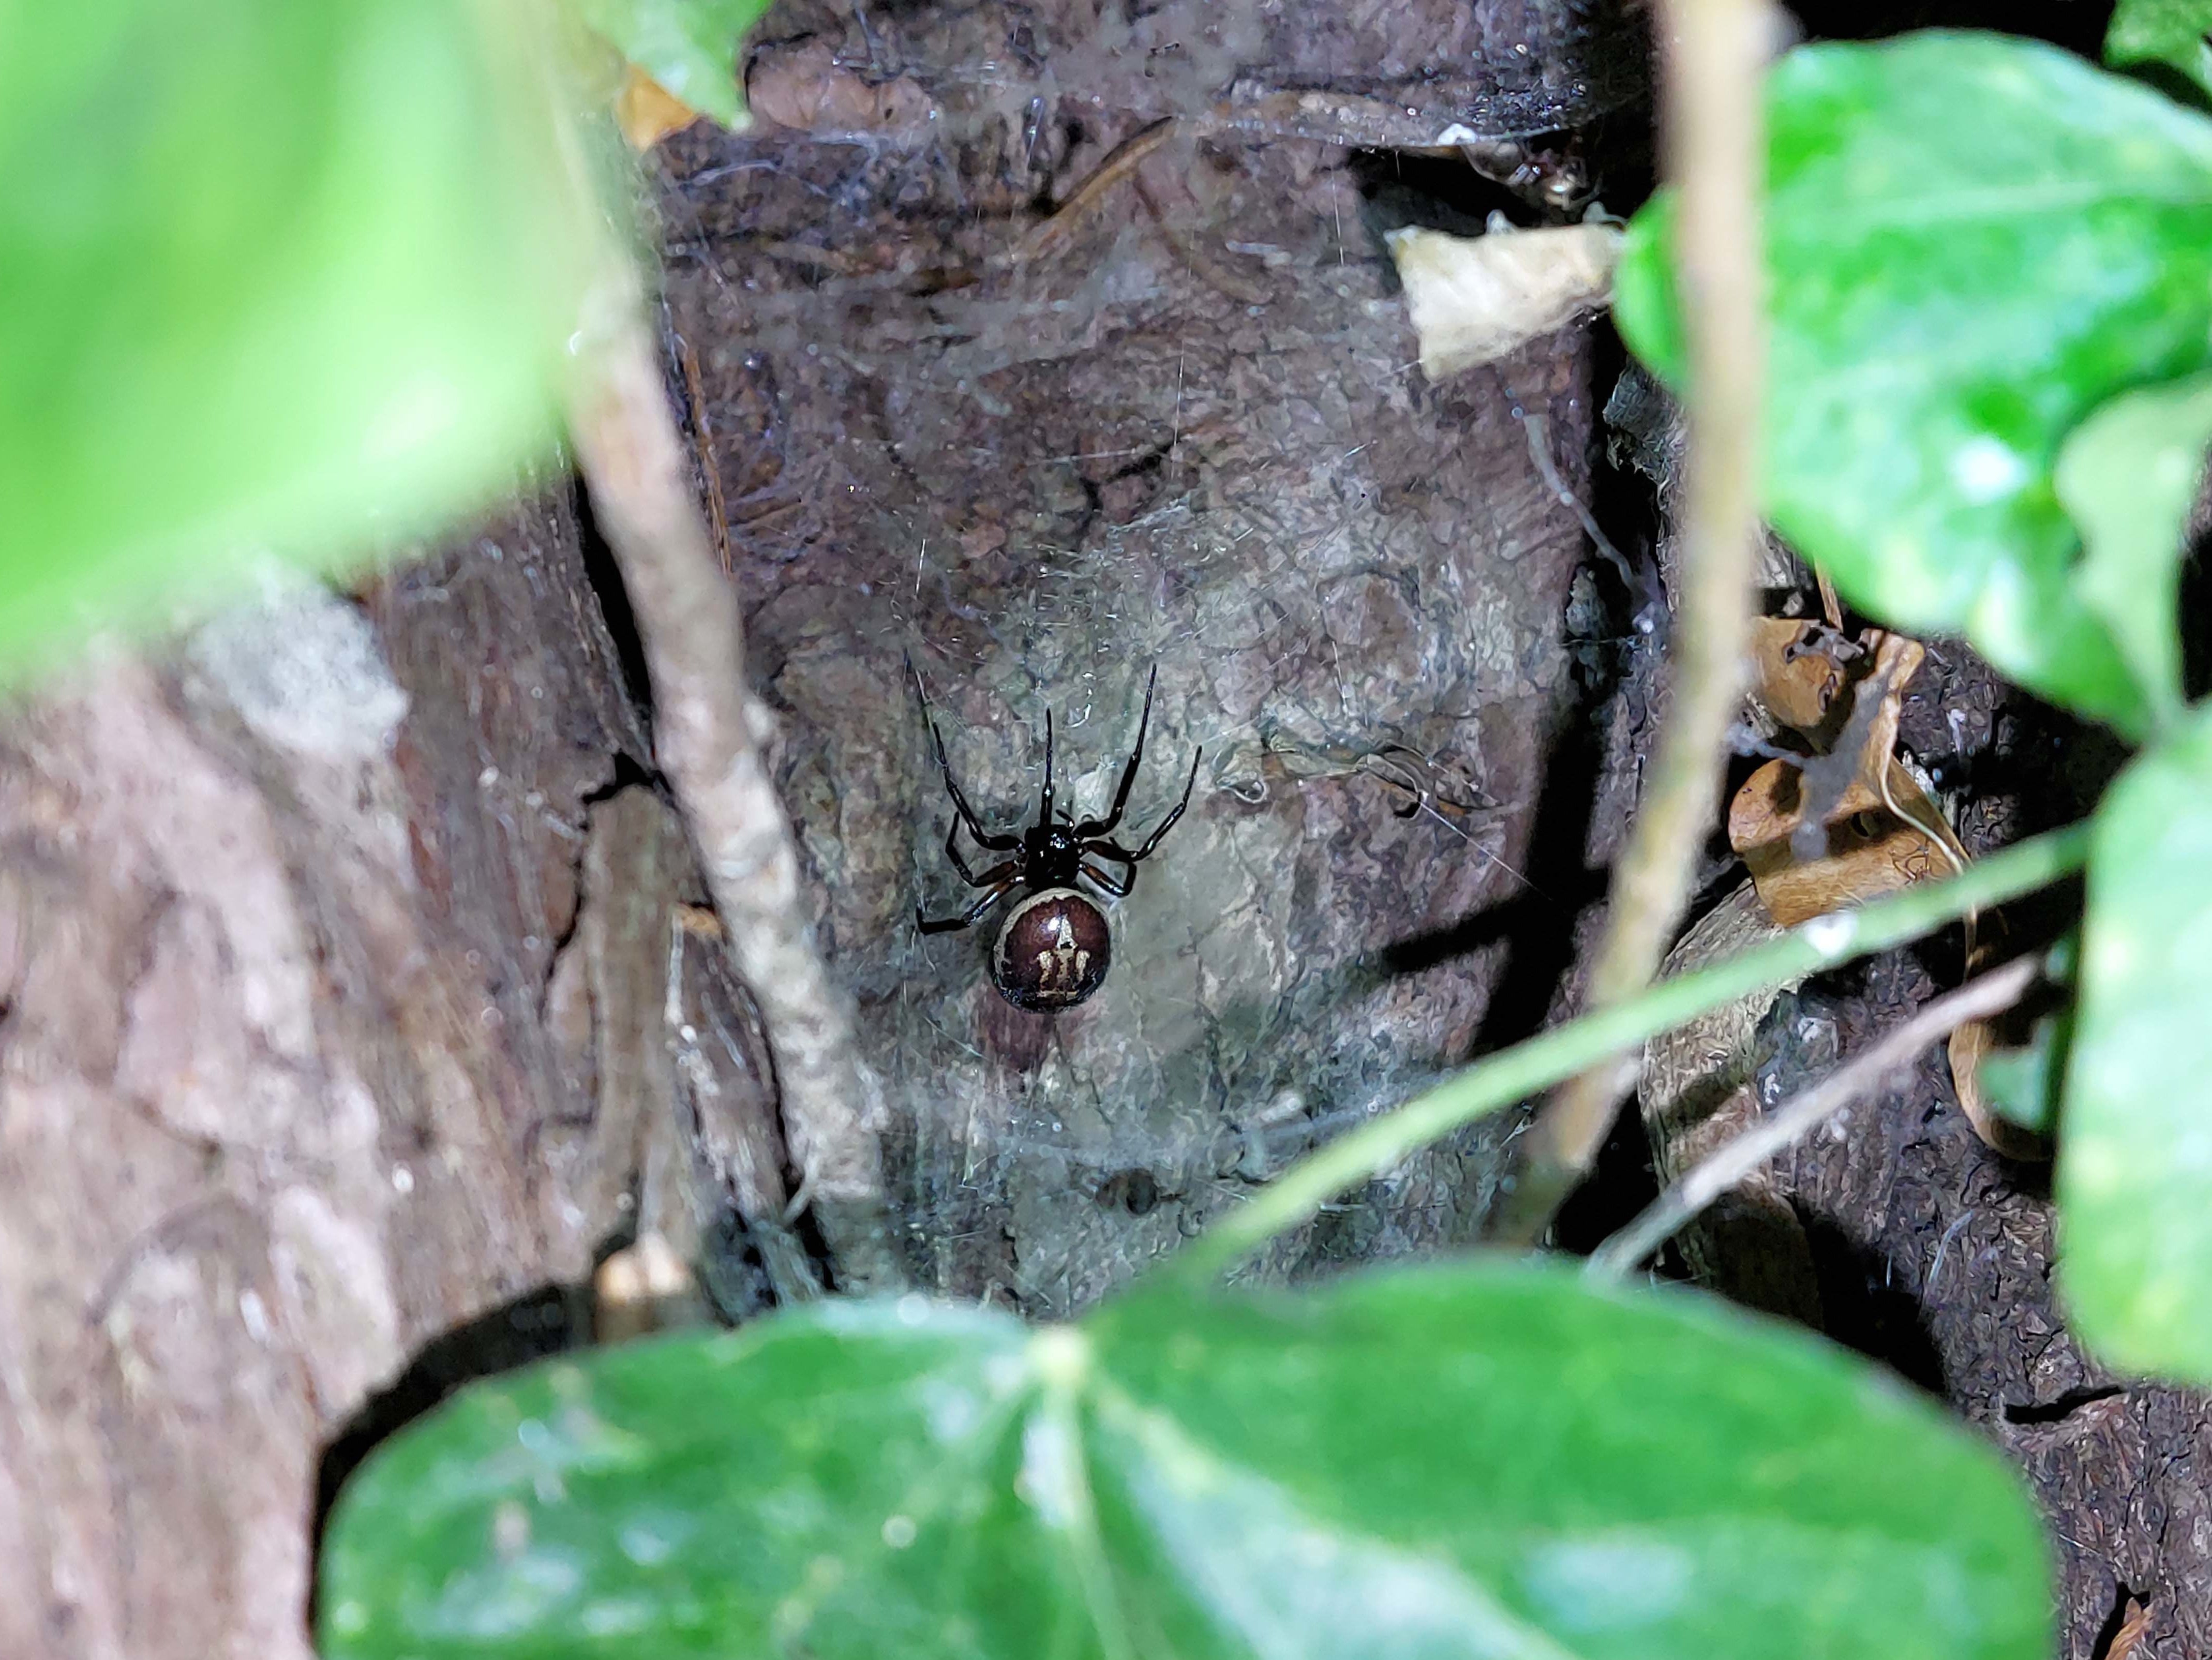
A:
1386;221;1623;379
1745;616;1851;736
1947;1016;2051;1162
2101;1596;2151;1660
1728;754;1954;928
1730;620;2035;1159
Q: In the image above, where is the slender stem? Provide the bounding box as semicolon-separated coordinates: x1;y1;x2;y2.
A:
1585;953;2037;1281
520;18;903;1291
1493;0;1773;1244
1170;822;2087;1285
565;312;906;1294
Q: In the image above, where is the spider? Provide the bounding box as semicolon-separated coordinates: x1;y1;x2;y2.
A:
910;663;1201;1012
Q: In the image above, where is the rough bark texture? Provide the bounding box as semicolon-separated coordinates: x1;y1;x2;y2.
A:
0;482;789;1658
21;3;2205;1656
1;6;1651;1650
661;0;1649;1316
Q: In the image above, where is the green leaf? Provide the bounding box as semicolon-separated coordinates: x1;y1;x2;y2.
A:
1615;32;2212;735
2106;0;2212;99
2055;371;2212;729
1978;934;2078;1139
1980;1021;2071;1138
0;0;592;681
2062;705;2212;1379
578;0;772;128
321;1263;2050;1658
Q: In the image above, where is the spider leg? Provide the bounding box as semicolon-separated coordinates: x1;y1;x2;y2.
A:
909;657;1020;851
1037;706;1056;831
941;826;1019;891
1082;838;1140;882
1079;859;1132;898
917;879;1016;935
1119;741;1202;861
1071;665;1156;838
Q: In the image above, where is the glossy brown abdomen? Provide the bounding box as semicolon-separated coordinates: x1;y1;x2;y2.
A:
991;887;1111;1011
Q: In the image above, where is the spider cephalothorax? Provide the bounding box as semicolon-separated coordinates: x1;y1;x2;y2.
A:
911;663;1200;1012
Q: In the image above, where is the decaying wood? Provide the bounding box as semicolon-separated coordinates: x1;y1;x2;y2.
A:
0;481;752;1658
1606;954;2035;1281
1635;879;1821;1321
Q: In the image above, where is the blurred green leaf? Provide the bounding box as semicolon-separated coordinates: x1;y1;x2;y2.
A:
2107;0;2212;98
578;0;772;128
0;0;593;681
1615;32;2212;735
1979;1020;2070;1138
2062;706;2212;1378
321;1263;2049;1659
2055;371;2212;730
1977;934;2078;1139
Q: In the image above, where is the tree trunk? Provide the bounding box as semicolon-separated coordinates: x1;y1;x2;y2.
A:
0;478;793;1657
39;4;2207;1658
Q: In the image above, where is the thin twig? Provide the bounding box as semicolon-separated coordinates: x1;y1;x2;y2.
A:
1496;0;1771;1244
1168;824;2086;1285
1585;953;2037;1280
1015;116;1177;264
672;325;734;577
1523;412;1649;624
565;311;906;1293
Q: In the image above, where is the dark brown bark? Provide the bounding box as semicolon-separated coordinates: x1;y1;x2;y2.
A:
0;478;785;1657
659;0;1638;1312
68;4;2212;1657
1;5;1651;1650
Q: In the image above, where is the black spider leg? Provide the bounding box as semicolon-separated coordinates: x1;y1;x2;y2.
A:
908;659;1020;855
1036;706;1057;831
1070;665;1157;839
1079;860;1132;898
1083;740;1203;877
918;877;1019;934
939;820;1017;887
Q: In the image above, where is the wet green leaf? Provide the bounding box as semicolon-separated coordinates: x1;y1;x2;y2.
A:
1615;33;2212;734
0;0;592;681
2056;372;2212;730
2062;706;2212;1378
321;1263;2049;1659
2107;0;2212;99
578;0;772;127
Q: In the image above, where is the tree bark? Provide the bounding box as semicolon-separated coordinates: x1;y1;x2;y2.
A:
0;2;1660;1651
0;478;776;1658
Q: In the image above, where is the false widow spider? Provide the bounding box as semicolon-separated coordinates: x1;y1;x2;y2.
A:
910;662;1201;1012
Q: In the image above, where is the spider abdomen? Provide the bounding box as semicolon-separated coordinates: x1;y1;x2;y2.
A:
991;888;1111;1012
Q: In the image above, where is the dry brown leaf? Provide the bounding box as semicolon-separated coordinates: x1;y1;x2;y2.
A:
1947;1014;2050;1161
1778;631;1925;859
1385;222;1623;379
1729;754;1953;928
2103;1597;2152;1660
1854;631;1923;795
1732;621;2033;1158
616;62;702;151
1746;616;1851;735
1815;565;1843;628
